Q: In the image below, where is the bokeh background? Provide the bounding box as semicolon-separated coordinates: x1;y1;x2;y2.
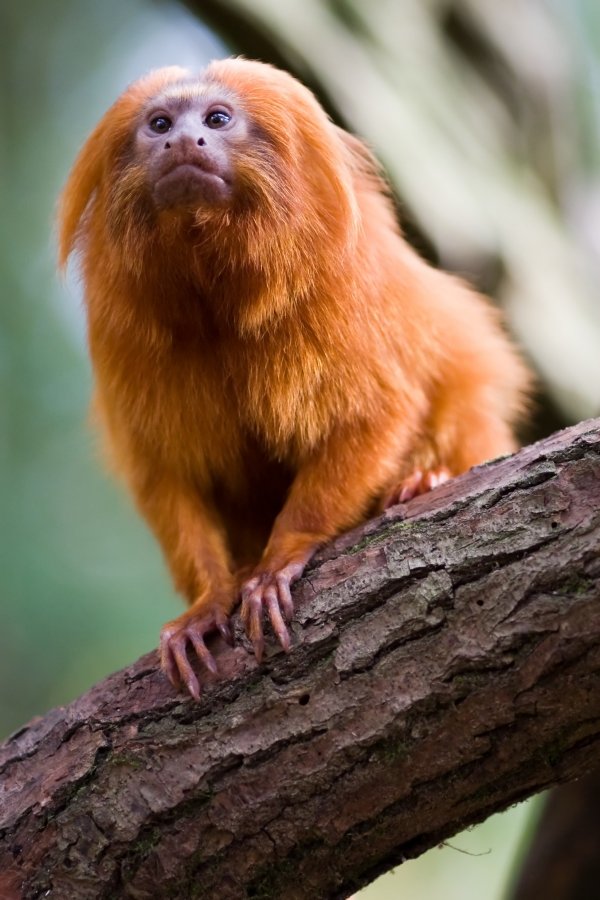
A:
2;0;599;897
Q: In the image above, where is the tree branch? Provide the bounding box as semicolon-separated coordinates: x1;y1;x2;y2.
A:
2;419;600;900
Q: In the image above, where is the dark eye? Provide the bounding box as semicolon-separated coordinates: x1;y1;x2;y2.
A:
205;109;231;129
149;116;172;134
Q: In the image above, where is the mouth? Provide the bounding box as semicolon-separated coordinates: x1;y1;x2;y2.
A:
154;164;232;209
162;162;229;185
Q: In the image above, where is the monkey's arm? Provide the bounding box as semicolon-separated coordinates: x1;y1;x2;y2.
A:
241;421;409;660
131;470;236;698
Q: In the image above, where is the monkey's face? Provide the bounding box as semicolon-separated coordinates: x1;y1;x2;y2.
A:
85;60;360;262
135;88;248;211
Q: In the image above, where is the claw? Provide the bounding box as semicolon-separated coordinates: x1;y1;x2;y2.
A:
162;642;182;691
159;606;232;699
385;466;451;508
267;591;290;652
218;620;234;646
240;564;301;660
276;574;294;622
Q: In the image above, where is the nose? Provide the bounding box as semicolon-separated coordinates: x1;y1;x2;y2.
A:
164;135;206;150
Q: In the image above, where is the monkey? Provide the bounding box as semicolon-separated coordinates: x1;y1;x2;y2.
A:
58;57;531;699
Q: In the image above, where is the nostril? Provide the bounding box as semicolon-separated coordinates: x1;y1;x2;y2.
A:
197;137;206;147
164;141;171;149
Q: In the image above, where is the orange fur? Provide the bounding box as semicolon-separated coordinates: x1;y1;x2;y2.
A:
58;58;531;695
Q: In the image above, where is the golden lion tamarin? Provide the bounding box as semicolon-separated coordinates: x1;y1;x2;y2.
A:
58;58;531;698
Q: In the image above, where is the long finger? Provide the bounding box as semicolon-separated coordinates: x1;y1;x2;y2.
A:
161;642;182;690
188;632;218;676
276;574;294;622
266;589;290;652
171;638;201;700
240;585;256;628
215;608;234;645
247;592;265;663
400;470;423;502
426;467;451;489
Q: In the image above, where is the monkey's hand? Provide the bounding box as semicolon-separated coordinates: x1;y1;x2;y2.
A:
240;419;419;662
160;604;234;700
384;466;451;507
240;561;305;663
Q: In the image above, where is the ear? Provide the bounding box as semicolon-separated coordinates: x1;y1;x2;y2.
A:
283;110;363;248
57;66;191;269
334;126;388;193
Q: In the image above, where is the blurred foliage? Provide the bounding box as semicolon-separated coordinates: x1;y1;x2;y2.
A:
193;0;600;426
0;1;598;898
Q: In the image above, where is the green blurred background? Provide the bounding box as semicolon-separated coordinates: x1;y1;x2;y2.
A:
2;0;599;897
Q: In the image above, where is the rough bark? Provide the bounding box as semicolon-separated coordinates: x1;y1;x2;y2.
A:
1;419;600;900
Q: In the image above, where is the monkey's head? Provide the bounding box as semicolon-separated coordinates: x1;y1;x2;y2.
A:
58;58;385;333
129;62;266;214
60;59;374;258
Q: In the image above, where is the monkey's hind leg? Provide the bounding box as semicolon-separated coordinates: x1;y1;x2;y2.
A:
383;382;519;509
